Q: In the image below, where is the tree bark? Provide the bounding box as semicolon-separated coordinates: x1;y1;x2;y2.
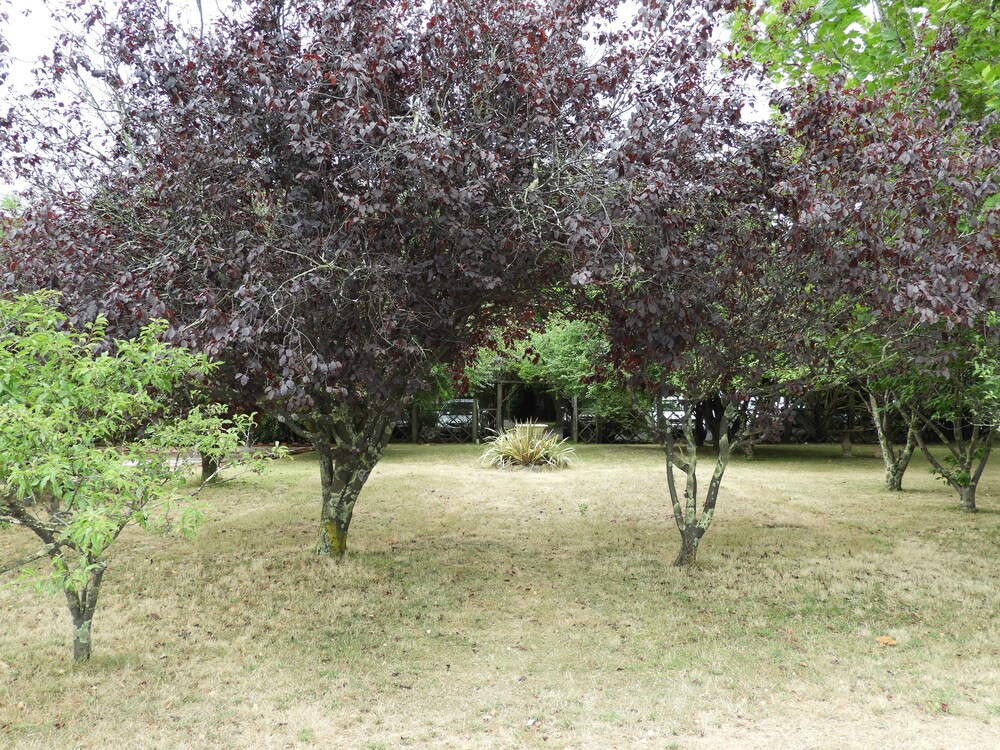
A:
674;525;701;566
65;564;106;662
666;402;734;567
841;432;853;457
316;446;365;557
313;425;390;557
868;393;917;491
959;485;977;513
883;428;917;491
914;413;992;512
200;451;220;484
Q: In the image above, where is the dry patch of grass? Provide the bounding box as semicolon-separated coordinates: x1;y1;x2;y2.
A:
2;443;999;749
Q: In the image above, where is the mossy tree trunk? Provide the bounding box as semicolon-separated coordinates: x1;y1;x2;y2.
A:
867;392;919;491
666;402;736;567
314;444;378;557
304;411;397;558
914;410;993;512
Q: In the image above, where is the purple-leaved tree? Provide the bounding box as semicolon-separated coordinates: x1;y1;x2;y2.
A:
1;0;754;555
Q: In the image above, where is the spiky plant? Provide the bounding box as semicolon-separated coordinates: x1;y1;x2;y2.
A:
480;422;575;469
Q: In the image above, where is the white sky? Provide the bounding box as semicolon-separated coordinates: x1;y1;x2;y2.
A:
3;0;59;95
1;0;223;194
3;0;232;92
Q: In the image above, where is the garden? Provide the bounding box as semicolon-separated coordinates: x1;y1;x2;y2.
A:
2;0;1000;747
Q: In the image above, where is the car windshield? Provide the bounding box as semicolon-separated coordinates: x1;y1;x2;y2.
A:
442;401;473;415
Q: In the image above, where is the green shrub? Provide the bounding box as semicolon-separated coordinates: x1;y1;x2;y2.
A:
480;422;575;469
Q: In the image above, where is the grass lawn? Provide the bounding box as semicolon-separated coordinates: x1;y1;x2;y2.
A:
2;443;999;749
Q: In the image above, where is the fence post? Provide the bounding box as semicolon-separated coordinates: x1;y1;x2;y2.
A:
572;394;579;443
472;398;480;443
411;401;419;444
496;381;504;432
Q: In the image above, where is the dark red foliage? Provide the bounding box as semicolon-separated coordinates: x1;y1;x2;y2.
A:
2;1;764;419
600;78;1000;401
4;1;600;416
783;82;1000;326
0;0;759;551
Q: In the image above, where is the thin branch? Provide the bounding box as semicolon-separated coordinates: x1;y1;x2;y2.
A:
1;543;63;575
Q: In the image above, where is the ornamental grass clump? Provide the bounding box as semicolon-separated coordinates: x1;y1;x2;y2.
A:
480;422;575;469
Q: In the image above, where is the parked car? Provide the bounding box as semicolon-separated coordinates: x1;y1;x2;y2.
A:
436;399;475;438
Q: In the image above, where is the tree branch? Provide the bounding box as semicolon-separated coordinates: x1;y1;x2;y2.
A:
1;542;63;575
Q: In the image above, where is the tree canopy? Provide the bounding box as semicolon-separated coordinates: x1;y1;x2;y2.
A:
733;0;1000;117
2;0;764;556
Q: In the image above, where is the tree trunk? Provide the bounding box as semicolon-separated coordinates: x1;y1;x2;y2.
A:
305;403;408;557
884;462;904;492
674;526;701;566
316;447;355;557
693;403;706;446
914;413;991;513
885;429;916;491
72;615;94;661
201;451;220;484
709;413;722;452
841;432;853;457
959;484;977;513
65;564;105;662
666;402;734;567
314;441;385;558
868;393;917;492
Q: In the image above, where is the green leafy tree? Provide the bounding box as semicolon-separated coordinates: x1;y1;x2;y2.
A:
733;0;1000;117
465;319;649;433
904;328;998;512
816;305;923;491
817;305;998;506
792;78;999;499
0;294;262;661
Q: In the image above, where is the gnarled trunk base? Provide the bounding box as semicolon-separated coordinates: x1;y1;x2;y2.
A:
885;470;904;492
674;529;700;567
317;520;350;557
